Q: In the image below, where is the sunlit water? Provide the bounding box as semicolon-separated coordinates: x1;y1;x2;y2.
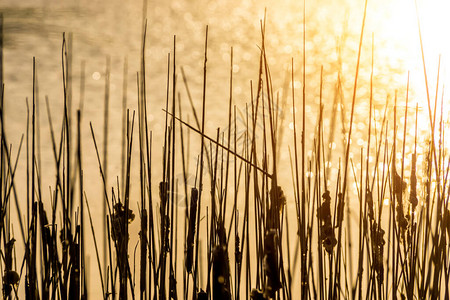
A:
1;0;449;297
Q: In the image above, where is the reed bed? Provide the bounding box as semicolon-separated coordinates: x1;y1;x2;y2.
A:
0;3;450;300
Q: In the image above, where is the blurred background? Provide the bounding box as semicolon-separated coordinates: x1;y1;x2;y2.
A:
0;0;449;297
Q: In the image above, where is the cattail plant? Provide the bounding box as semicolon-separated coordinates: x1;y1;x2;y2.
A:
3;2;450;298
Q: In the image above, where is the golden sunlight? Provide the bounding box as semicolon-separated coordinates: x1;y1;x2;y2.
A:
368;0;450;85
365;0;450;134
3;0;450;298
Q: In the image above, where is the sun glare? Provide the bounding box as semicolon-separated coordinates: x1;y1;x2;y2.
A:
369;0;450;88
365;0;450;146
418;0;450;90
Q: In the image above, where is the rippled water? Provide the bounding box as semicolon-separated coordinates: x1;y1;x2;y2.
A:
1;0;448;297
2;0;430;194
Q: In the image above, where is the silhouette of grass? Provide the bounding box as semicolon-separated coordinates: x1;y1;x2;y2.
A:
0;3;449;299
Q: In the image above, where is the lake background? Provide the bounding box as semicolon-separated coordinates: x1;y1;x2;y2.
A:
1;0;448;297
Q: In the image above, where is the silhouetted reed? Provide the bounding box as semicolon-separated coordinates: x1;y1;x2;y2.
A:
1;2;450;299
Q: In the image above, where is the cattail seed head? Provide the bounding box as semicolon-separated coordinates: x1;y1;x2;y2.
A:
185;187;198;273
318;191;337;254
371;222;385;284
263;229;281;298
213;245;231;300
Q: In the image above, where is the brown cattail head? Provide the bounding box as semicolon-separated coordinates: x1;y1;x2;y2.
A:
393;169;408;239
212;245;231;300
263;229;282;298
159;181;169;209
371;222;385;284
269;186;286;214
318;191;337;254
366;189;374;222
266;186;286;232
163;215;171;253
3;238;18;297
336;192;345;227
169;270;177;299
393;169;407;196
111;202;135;243
185;187;198;273
235;234;242;268
216;218;227;247
159;181;170;254
68;230;81;299
4;238;15;270
318;190;331;221
409;153;418;211
395;204;408;237
140;209;148;294
2;270;19;297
